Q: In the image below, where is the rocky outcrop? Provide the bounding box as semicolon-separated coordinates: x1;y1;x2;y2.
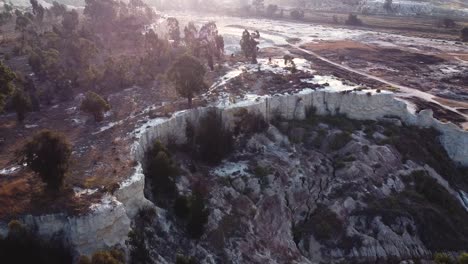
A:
3;89;466;258
136;91;468;166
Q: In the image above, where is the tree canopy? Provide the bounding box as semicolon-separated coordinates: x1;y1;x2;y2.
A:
0;61;16;112
80;91;111;122
18;130;72;191
167;55;207;108
240;29;260;63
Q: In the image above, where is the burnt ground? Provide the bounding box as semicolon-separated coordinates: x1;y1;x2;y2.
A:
0;80;196;220
299;40;468;100
291;41;468;126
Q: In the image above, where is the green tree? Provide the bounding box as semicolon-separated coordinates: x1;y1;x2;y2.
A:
30;0;45;22
80;91;110;122
167;17;181;45
167;55;207;108
240;29;260;63
290;9;304;20
62;10;79;33
266;4;278;17
12;89;32;122
184;22;200;56
18;130;72;191
0;61;16;112
144;141;178;206
50;1;67;17
186;190;209;239
434;252;454;264
195;109;233;164
383;0;393;12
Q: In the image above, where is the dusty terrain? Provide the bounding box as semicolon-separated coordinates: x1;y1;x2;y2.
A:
0;8;467;262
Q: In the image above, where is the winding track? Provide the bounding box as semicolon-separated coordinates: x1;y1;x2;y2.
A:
293;45;468;121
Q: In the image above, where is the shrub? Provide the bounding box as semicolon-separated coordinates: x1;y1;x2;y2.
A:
0;220;73;264
310;206;344;241
18;130;72;191
434;252;454;264
174;195;190;219
441;18;456;28
80;91;111;122
195;109;233;164
294;206;344;246
329;132;352;151
176;255;198;264
0;60;16;112
143;141;178;207
233;108;268;136
345;14;363;26
290;9;304;20
459;253;468;264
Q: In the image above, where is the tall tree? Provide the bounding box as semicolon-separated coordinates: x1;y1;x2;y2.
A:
240;29;260;63
18;130;72;191
62;10;79;33
0;61;16;112
167;55;207;108
167;17;181;45
252;0;264;14
12;88;32;122
383;0;393;12
80;91;111;122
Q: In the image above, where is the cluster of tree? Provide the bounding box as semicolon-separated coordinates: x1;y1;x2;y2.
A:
0;1;13;26
0;0;178;119
142;139;209;240
167;18;225;70
240;29;260;63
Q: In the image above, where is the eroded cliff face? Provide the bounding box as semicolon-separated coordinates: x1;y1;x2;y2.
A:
3;89;467;258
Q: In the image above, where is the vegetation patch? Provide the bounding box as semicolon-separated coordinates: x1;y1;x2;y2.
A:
143;140;179;208
0;220;73;264
358;170;468;251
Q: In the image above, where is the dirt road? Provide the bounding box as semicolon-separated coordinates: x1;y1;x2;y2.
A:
294;45;468;123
